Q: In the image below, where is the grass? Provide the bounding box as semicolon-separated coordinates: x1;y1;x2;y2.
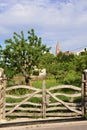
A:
6;97;23;103
32;78;59;89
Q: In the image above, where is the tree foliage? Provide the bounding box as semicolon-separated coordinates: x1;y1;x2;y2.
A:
3;29;50;84
41;51;87;86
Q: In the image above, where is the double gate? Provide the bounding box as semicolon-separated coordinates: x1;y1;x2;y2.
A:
0;69;87;121
5;82;82;119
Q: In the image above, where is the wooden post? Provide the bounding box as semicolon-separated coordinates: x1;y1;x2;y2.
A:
82;69;87;117
42;79;46;118
0;68;6;121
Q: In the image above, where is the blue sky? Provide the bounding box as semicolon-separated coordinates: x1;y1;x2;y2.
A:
0;0;87;53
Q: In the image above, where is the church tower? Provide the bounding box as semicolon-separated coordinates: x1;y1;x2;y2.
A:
56;43;60;55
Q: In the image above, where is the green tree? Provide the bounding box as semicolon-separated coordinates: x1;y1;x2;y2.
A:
3;29;50;85
39;53;55;73
57;51;75;62
75;54;87;73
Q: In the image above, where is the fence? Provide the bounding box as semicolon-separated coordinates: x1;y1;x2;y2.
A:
0;68;87;121
5;82;82;119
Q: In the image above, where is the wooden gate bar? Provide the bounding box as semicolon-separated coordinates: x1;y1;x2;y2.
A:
82;69;87;117
42;79;46;118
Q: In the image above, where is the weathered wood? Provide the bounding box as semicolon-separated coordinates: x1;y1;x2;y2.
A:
5;79;83;119
6;94;42;99
85;102;87;106
2;83;6;119
47;107;67;111
7;94;42;98
0;114;3;119
82;79;87;83
48;102;81;107
46;90;82;115
81;70;87;116
6;102;41;107
6;85;40;91
6;112;79;117
6;84;82;119
48;85;81;91
0;109;4;114
0;68;6;120
6;90;41;116
6;107;41;112
6;94;31;99
42;80;46;118
54;93;81;97
6;105;81;113
46;113;79;117
0;84;3;89
0;67;84;120
6;112;42;117
46;106;81;111
0;97;4;104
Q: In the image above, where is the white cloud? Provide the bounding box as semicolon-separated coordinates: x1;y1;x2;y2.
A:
0;0;87;52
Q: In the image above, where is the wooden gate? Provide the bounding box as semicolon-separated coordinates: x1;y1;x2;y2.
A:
5;80;82;120
1;69;87;121
6;85;42;118
45;85;82;118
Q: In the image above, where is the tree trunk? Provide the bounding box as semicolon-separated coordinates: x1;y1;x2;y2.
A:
25;76;31;86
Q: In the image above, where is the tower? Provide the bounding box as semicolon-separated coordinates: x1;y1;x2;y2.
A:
56;43;60;55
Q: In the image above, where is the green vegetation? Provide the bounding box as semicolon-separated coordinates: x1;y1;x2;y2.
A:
0;29;86;87
39;51;87;87
32;78;58;89
2;29;50;85
0;28;86;97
